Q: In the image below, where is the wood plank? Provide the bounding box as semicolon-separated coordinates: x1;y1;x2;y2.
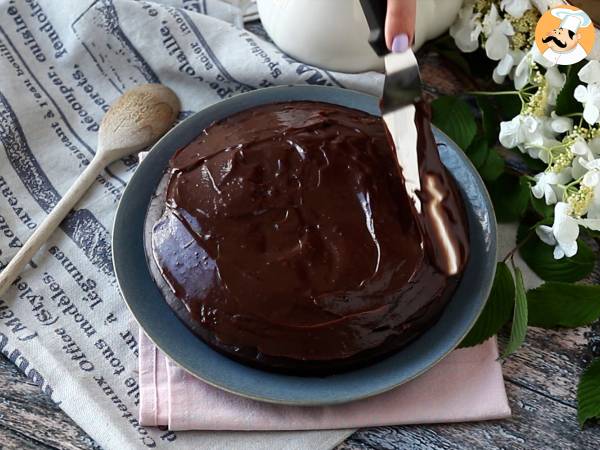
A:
340;321;600;449
499;327;591;407
1;324;599;450
0;425;57;450
339;382;600;450
0;355;98;450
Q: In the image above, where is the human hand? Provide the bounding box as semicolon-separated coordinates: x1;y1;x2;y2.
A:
385;0;416;53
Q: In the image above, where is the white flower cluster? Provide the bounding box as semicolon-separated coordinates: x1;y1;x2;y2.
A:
450;0;600;259
451;0;556;83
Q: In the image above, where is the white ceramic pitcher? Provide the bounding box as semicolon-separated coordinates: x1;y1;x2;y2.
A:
257;0;463;72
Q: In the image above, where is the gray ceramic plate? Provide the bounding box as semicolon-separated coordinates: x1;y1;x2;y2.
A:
113;85;497;406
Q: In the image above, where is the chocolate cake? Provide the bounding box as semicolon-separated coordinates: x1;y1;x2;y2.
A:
149;101;470;375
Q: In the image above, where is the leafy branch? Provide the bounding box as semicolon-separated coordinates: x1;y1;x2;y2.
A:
429;37;600;427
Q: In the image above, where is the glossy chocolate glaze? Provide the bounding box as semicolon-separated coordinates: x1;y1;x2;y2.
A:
151;101;469;375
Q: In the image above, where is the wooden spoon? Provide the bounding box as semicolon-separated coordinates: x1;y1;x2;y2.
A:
0;84;180;296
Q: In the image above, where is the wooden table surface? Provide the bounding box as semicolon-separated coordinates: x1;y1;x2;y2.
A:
1;50;599;450
1;323;599;449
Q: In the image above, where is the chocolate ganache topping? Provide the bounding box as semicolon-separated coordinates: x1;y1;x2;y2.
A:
151;101;469;375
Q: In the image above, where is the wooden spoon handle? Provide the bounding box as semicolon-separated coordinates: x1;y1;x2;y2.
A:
0;156;106;297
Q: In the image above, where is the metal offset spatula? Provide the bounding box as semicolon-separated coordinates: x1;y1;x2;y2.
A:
359;0;423;211
359;1;462;276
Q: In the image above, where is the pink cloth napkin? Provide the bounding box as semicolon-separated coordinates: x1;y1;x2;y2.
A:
138;332;511;431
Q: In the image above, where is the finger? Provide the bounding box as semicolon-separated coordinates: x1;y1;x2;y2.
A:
385;0;416;52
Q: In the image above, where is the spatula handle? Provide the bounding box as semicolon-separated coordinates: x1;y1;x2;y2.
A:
0;156;106;297
359;0;389;56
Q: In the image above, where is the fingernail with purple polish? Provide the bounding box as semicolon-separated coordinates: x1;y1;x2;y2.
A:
392;34;410;53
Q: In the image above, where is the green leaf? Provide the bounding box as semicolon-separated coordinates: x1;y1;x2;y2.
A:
516;149;548;173
556;61;586;117
466;137;489;169
469;48;502;79
488;175;530;222
479;148;505;182
502;266;528;358
495;93;522;120
530;192;554;219
578;358;600;427
431;96;477;150
582;227;600;239
427;36;495;78
516;219;551;243
518;223;595;282
476;96;500;146
460;262;515;348
528;282;600;328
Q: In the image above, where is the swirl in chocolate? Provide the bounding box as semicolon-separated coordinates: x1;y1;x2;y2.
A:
151;101;469;374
